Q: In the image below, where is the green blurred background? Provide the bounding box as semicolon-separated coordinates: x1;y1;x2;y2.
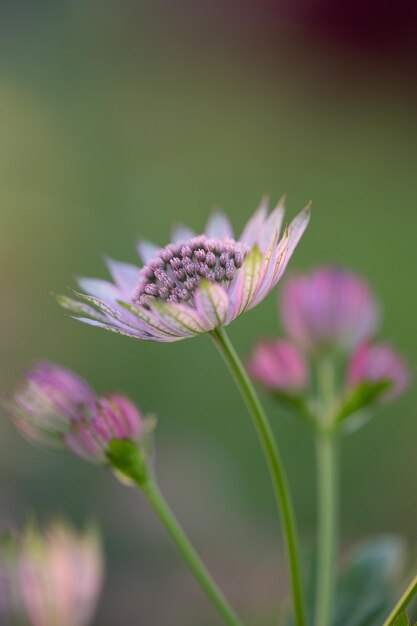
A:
0;1;416;624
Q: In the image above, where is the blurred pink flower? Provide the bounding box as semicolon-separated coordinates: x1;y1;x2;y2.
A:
0;521;104;626
281;267;380;353
247;340;308;392
347;342;410;401
8;361;96;449
5;362;143;464
65;394;143;463
58;198;310;342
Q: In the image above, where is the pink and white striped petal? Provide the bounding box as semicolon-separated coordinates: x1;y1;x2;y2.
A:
194;280;229;329
227;246;264;320
239;197;268;246
151;301;208;337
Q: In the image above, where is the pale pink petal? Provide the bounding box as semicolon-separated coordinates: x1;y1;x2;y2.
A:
194;281;229;329
205;211;234;239
226;247;264;320
151;301;208;337
104;257;141;294
72;317;146;340
171;225;195;243
55;294;108;323
137;240;160;264
76;278;120;302
119;301;185;340
239;196;268;246
257;200;285;253
249;204;311;309
75;293;144;329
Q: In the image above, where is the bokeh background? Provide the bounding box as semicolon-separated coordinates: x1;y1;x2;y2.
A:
1;1;416;624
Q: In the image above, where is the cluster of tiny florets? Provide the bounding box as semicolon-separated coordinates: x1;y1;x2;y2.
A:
133;236;249;306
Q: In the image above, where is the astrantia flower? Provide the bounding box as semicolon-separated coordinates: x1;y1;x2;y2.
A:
5;362;143;464
57;199;310;342
6;361;96;449
247;340;308;392
0;521;103;626
65;394;143;463
347;342;410;401
281;267;380;354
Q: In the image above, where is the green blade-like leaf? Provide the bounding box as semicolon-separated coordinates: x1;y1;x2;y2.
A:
393;612;411;626
335;380;392;426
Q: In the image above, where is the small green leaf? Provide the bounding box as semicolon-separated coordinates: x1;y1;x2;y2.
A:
393;612;411;626
272;391;318;430
334;536;406;626
107;439;148;486
335;380;392;426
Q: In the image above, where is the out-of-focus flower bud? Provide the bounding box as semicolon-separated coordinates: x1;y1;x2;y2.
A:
247;340;308;392
347;342;410;402
281;267;380;354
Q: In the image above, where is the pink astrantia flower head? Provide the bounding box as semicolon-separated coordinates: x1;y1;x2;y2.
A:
247;340;308;392
6;361;96;449
65;394;143;463
57;198;310;342
281;267;380;354
5;363;143;464
347;342;410;401
0;521;104;626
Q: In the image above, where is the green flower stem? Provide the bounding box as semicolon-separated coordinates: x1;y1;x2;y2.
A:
314;433;338;626
141;474;244;626
382;574;417;626
314;357;338;626
210;326;306;626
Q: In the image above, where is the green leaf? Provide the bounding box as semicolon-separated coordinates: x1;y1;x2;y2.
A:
333;536;406;626
107;439;148;486
335;380;392;426
284;537;408;626
393;612;411;626
272;391;318;430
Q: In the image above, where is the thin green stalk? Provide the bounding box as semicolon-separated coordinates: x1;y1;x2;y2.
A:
314;434;338;626
210;326;306;626
142;474;244;626
382;574;417;626
314;357;338;626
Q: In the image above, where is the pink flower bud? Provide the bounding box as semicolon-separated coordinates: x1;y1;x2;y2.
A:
6;361;96;449
65;394;143;463
247;340;308;392
347;342;410;401
5;363;144;464
281;267;380;354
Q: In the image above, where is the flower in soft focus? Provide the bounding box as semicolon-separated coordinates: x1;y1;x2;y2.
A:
247;340;308;392
8;361;96;449
5;362;143;464
65;394;143;463
347;342;410;401
281;267;380;354
57;198;310;342
0;521;103;626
